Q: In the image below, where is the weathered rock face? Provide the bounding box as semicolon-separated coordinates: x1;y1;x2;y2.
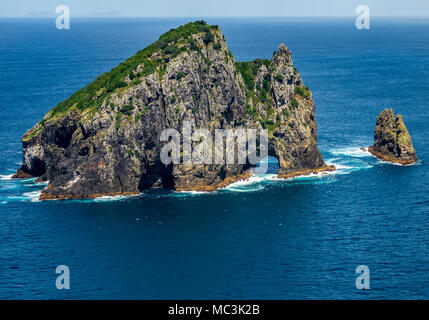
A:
368;109;417;165
13;21;333;199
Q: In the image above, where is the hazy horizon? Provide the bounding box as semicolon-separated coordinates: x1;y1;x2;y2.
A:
1;0;428;18
3;15;429;18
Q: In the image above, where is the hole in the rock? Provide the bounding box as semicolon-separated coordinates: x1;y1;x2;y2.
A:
31;158;46;177
254;156;279;175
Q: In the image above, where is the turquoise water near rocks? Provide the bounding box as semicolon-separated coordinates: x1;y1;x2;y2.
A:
0;17;428;299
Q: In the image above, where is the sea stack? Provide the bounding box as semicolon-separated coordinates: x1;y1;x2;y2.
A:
368;109;417;165
13;21;333;199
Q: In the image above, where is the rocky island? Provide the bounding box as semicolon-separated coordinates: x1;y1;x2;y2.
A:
13;21;334;200
368;109;417;165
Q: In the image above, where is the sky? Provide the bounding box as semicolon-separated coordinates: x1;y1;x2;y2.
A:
1;0;428;17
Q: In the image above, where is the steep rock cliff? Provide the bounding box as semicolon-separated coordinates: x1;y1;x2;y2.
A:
13;21;333;199
368;109;417;165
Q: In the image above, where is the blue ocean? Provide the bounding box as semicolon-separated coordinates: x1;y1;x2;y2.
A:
0;17;428;299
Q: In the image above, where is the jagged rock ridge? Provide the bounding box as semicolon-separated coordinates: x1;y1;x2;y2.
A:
368;109;417;165
13;21;333;199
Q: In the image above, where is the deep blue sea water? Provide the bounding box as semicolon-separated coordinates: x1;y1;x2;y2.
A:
0;17;428;299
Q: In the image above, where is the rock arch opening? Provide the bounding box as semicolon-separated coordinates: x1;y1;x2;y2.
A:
254;156;279;175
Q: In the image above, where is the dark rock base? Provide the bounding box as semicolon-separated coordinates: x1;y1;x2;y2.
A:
368;146;417;165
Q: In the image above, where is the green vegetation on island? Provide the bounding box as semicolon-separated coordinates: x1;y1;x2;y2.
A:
49;20;219;118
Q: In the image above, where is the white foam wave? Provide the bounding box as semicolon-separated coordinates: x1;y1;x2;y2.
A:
0;174;14;180
220;174;272;192
221;150;375;190
283;170;338;181
93;194;141;202
226;175;269;186
175;190;210;196
330;147;372;158
223;184;265;192
326;163;353;170
326;159;372;174
1;145;416;201
376;158;421;167
359;148;422;167
22;190;42;202
23;180;49;187
0;184;20;191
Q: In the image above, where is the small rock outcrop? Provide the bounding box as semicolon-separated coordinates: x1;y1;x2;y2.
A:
368;109;417;165
13;21;333;199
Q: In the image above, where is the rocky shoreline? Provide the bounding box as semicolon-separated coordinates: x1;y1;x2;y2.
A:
39;190;141;201
277;164;336;179
37;165;340;200
368;147;417;165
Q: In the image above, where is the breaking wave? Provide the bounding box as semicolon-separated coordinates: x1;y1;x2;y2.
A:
0;145;418;201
